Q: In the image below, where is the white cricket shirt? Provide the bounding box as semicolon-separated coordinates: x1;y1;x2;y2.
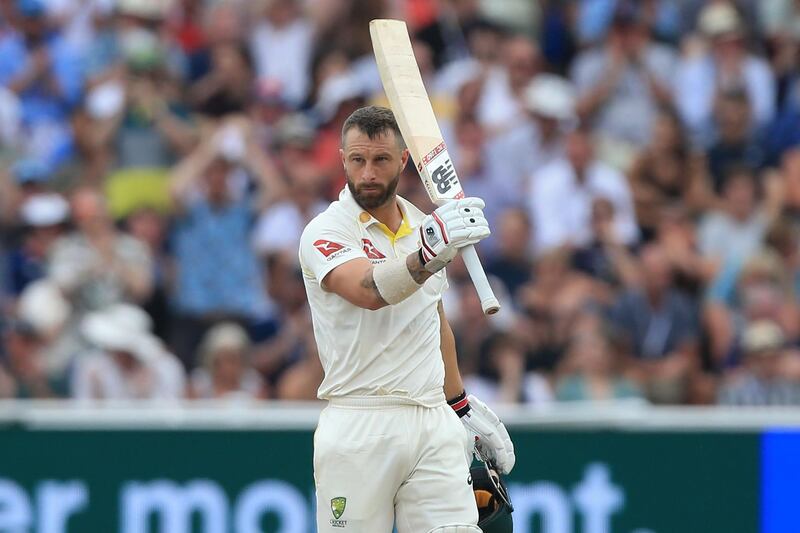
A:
299;187;447;405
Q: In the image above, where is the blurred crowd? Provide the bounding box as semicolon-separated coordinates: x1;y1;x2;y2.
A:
2;0;800;406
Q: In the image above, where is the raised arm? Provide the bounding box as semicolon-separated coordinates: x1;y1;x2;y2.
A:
315;198;490;311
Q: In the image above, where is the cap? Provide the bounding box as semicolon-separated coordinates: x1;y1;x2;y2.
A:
742;320;785;354
698;3;743;38
12;159;50;185
200;322;249;357
523;74;576;121
20;193;70;227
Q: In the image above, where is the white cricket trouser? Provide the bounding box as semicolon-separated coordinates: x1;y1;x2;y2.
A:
314;397;478;533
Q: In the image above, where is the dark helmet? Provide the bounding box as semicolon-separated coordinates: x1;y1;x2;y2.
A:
471;462;513;533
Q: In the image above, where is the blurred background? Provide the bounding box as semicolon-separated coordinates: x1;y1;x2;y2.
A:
1;0;800;531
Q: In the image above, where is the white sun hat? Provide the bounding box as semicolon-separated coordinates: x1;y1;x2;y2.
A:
523;74;576;121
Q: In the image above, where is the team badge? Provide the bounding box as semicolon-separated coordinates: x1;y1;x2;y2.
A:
331;497;347;519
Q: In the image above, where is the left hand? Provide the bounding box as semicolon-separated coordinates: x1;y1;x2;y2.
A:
457;394;515;474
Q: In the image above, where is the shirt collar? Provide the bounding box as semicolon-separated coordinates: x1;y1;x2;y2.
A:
338;186;423;244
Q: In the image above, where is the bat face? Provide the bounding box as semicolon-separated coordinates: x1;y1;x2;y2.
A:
419;142;465;203
370;19;465;206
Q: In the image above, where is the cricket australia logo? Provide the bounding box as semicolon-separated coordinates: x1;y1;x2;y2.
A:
330;497;347;527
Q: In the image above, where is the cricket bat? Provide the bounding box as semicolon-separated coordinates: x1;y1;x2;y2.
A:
370;18;501;315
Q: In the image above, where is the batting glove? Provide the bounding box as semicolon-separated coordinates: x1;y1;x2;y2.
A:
449;391;515;474
418;197;490;273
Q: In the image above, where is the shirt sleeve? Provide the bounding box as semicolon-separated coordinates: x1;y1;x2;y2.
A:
298;216;366;288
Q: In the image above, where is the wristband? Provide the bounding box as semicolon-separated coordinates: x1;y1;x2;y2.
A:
447;390;471;418
373;257;422;305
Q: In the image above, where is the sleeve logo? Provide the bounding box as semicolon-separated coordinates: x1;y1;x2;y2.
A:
313;239;345;257
361;239;386;260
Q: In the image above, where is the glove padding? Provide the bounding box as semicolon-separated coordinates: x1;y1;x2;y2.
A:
419;197;490;273
460;395;515;474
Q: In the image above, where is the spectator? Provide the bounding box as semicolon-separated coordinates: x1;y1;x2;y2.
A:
71;303;185;401
0;0;84;168
476;35;541;130
463;333;553;405
249;0;314;108
717;320;800;405
0;319;63;398
48;187;153;314
705;90;766;193
674;3;775;143
529;125;639;253
609;243;700;403
698;167;770;269
571;197;640;290
188;322;266;400
0;158;55;226
555;330;643;402
485;209;534;306
252;255;320;399
168;117;284;368
628;107;700;236
485;74;575;205
4;193;70;296
571;2;677;165
77;26;195;186
705;250;800;366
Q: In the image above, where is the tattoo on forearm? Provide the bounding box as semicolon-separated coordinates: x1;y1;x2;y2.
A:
406;252;432;285
361;270;389;306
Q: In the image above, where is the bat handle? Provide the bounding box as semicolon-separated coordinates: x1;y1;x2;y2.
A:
461;244;501;315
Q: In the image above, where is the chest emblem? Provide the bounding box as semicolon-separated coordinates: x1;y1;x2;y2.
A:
362;239;386;259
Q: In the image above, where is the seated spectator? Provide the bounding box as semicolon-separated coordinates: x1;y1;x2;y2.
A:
518;248;600;371
168;117;285;368
628;107;698;236
674;2;775;144
71;303;185;401
0;318;64;398
705;90;766;194
705;250;800;366
571;197;640;290
252;255;320;399
529;125;639;253
188;322;266;400
698;167;770;269
0;158;56;227
609;243;700;403
653;204;713;297
463;333;553;405
4;193;70;297
555;331;643;402
485;209;534;306
48;187;153;315
718;320;800;405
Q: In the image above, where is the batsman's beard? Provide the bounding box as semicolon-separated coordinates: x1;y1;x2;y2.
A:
347;170;401;209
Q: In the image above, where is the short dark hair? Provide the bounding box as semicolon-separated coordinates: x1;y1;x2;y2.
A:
341;106;405;149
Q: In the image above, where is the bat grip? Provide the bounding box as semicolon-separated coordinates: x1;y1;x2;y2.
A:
461;245;501;315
